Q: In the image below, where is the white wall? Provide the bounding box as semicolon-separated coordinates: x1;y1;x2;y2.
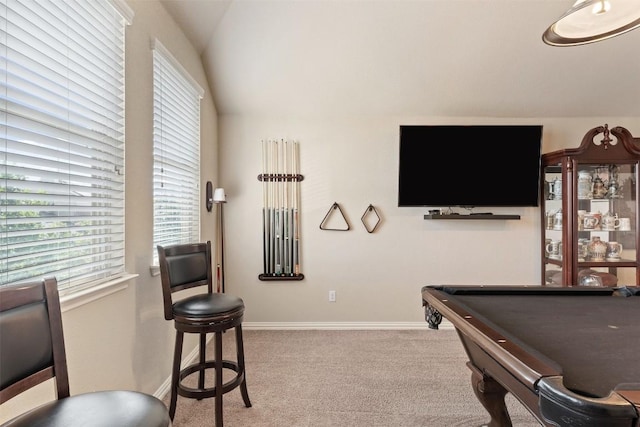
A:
219;116;640;325
1;0;218;421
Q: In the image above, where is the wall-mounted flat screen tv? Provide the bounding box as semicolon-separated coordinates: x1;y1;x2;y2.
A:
398;125;543;207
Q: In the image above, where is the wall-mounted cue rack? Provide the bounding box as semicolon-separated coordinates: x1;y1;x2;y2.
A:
258;139;304;281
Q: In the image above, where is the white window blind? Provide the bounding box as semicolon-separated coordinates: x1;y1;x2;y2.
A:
152;40;203;263
1;0;131;290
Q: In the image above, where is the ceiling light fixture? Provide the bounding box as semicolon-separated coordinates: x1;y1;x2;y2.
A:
543;0;640;46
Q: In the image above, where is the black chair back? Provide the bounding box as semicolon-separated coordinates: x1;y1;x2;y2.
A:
157;241;213;320
0;278;70;403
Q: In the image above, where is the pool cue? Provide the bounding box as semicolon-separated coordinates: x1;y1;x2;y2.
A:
286;140;293;275
293;141;300;275
283;140;289;275
273;140;280;275
269;139;276;275
290;142;296;274
261;140;268;275
281;139;287;274
276;141;282;275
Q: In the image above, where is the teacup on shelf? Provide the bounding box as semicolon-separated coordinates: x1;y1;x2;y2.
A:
606;242;623;261
601;212;620;231
583;213;600;230
618;218;632;231
546;240;562;260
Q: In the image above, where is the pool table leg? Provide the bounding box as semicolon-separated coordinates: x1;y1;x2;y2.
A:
469;363;512;427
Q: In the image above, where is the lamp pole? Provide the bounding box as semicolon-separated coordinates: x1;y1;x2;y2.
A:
213;188;226;293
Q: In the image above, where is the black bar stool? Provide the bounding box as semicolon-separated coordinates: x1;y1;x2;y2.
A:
157;241;251;426
0;278;172;427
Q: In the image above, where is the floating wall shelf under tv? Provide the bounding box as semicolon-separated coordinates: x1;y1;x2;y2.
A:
423;214;521;220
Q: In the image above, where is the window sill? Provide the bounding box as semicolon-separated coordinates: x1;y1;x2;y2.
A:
59;273;138;312
149;265;160;277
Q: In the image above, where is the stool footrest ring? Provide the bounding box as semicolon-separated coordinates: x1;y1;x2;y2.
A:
177;360;245;399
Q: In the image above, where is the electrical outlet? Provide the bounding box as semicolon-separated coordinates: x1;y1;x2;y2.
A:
329;290;336;302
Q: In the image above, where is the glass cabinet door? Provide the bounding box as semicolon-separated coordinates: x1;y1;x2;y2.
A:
543;164;564;286
575;163;637;287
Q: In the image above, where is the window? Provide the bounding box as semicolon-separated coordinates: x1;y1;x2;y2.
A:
1;0;133;290
152;40;203;264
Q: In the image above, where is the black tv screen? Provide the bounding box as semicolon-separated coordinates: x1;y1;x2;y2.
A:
398;125;543;207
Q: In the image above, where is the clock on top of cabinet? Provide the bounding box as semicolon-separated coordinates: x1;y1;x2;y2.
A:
542;124;640;287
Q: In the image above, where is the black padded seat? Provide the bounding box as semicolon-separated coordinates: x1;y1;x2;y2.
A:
0;278;171;427
1;390;170;427
173;293;244;319
157;241;251;427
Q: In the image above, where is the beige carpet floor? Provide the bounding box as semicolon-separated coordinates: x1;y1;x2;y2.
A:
164;329;542;426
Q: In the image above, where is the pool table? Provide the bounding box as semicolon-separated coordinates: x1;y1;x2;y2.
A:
421;285;640;427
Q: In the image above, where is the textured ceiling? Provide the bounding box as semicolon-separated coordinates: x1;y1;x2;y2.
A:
160;0;640;118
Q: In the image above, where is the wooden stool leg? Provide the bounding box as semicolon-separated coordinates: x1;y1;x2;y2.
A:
215;331;224;427
198;332;206;397
170;331;184;420
235;325;252;407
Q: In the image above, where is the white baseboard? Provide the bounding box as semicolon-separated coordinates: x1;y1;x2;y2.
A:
242;321;454;330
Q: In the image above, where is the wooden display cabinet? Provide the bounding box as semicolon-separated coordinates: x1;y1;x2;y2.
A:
541;124;640;287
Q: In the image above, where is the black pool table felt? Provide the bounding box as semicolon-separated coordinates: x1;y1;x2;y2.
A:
450;293;640;399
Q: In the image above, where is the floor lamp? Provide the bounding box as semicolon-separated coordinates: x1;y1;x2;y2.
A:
214;188;226;293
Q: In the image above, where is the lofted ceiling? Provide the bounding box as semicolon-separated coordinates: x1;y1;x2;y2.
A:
160;0;640;118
